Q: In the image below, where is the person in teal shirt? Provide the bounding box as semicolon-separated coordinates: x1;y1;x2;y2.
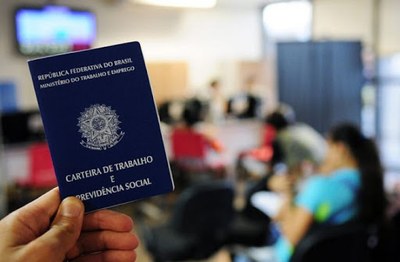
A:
273;123;386;262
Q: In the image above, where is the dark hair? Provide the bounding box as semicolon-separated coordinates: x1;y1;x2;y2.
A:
329;123;386;224
182;99;203;127
265;111;289;131
210;79;219;88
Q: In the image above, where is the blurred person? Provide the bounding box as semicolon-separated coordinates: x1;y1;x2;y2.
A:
226;76;262;119
235;104;325;227
251;104;326;199
228;105;324;250
269;104;325;179
273;123;386;262
204;79;227;123
157;99;185;125
172;103;224;164
170;102;226;188
157;100;174;125
0;187;139;262
238;104;325;188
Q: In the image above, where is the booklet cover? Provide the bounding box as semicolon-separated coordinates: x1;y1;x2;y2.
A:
28;42;174;212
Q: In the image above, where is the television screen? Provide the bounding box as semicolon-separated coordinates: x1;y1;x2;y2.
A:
14;5;96;56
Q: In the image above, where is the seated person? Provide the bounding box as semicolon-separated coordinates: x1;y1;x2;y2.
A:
204;79;227;124
271;104;326;182
170;104;225;185
226;76;262;119
235;108;286;181
273;123;387;262
238;104;326;182
235;106;325;242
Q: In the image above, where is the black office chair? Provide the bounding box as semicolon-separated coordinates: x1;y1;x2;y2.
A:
225;174;276;248
291;223;379;262
143;181;235;262
371;212;400;262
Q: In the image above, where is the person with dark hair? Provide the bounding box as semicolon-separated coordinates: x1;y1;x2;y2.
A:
235;107;290;181
184;98;205;124
237;103;325;183
226;76;262;119
170;103;225;188
274;123;387;262
265;111;289;132
227;106;324;250
178;103;222;151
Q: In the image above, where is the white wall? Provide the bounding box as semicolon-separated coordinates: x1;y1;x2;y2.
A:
0;0;263;110
379;0;400;56
2;0;400;110
313;0;400;56
313;0;374;45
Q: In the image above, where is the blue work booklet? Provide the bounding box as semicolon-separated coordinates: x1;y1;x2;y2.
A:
28;42;174;212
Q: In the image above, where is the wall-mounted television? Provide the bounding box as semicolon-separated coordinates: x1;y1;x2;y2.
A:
14;5;96;56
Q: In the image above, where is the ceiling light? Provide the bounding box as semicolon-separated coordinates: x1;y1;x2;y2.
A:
134;0;217;8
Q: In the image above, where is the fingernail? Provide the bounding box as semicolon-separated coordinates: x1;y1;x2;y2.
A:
61;198;83;218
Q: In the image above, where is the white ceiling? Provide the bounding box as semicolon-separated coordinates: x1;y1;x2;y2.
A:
128;0;271;9
216;0;269;9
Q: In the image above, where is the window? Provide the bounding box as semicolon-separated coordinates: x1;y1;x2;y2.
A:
262;0;312;42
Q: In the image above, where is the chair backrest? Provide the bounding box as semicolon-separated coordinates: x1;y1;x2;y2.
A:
171;128;207;159
145;181;235;261
171;181;234;238
291;223;374;262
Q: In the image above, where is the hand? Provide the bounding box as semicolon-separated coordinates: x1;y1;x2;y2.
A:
0;188;139;262
267;174;293;193
67;209;139;262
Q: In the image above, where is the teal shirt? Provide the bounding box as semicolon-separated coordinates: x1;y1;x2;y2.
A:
275;168;361;262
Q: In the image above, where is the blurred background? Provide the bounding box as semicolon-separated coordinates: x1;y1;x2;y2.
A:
1;0;400;261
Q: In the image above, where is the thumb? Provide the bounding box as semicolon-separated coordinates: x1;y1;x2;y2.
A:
29;197;84;261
